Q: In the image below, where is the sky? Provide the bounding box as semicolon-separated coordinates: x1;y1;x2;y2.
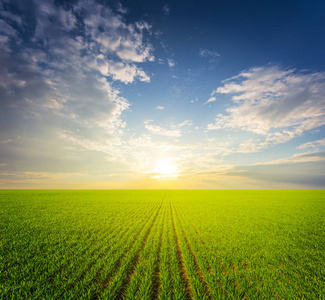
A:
0;0;325;189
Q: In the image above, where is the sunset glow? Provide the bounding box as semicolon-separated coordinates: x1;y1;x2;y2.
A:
153;159;180;179
0;0;324;189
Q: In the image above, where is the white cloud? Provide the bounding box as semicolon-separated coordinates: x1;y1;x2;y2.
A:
156;106;165;110
145;124;181;137
236;139;261;153
297;138;325;150
95;60;150;84
259;152;325;165
136;21;152;32
167;58;176;69
144;120;192;137
199;48;220;67
204;96;216;104
199;48;220;59
62;133;113;154
208;66;325;147
73;0;154;63
176;120;193;128
0;0;155;174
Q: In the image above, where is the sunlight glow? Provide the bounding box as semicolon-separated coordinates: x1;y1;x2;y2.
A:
153;159;180;179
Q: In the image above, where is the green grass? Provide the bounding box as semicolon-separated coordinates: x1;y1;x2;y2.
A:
0;190;324;299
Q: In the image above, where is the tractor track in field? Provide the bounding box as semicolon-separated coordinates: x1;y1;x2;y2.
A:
173;203;214;299
170;202;193;300
111;199;165;299
150;203;166;299
81;207;156;274
164;207;175;299
176;203;251;300
53;207;153;299
90;203;161;298
176;205;231;296
2;190;323;300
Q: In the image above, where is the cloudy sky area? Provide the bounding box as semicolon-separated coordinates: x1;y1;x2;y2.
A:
1;0;325;188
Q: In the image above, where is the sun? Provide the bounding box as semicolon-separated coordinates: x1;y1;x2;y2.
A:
153;158;179;179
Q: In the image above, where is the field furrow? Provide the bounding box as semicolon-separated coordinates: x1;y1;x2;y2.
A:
125;199;167;300
150;210;164;299
174;199;249;299
1;190;324;299
158;201;174;300
100;200;164;298
170;201;194;299
172;202;215;300
173;202;214;299
58;203;158;299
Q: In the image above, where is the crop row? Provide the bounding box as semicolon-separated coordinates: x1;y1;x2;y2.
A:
1;190;324;299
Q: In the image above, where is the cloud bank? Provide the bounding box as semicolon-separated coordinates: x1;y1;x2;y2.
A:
0;0;153;174
208;66;325;148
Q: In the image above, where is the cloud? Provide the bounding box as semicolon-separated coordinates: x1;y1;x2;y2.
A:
116;2;128;14
258;152;325;165
145;124;181;137
226;152;325;188
75;0;154;63
156;106;165;110
94;60;150;84
0;139;12;144
0;170;134;188
167;58;176;69
162;4;170;16
176;120;193;128
199;48;220;67
199;49;220;59
0;0;154;174
297;138;325;150
204;95;217;104
208;66;325;147
144;120;192;137
235;139;262;153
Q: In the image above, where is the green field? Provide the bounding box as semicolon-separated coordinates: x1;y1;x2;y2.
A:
0;190;324;299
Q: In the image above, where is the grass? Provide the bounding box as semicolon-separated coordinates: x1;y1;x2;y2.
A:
0;190;324;299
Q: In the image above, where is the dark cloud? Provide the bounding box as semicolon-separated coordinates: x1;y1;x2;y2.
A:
227;152;325;188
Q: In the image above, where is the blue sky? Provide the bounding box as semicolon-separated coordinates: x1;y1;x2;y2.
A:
0;0;325;188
